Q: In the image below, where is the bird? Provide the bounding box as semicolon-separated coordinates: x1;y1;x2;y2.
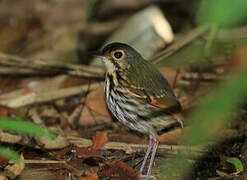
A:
92;42;183;179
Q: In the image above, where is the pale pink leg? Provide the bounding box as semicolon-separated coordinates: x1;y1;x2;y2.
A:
146;137;159;178
139;135;159;180
139;137;154;174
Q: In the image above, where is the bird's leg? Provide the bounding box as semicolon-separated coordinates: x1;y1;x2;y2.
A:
146;136;159;178
139;136;154;174
139;135;159;180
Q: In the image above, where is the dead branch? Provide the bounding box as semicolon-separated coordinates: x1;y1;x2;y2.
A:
0;53;104;78
0;83;100;108
67;136;206;158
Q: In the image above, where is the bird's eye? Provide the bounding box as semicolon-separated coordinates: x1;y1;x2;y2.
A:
113;51;123;59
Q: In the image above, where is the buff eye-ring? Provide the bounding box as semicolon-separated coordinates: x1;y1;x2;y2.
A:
111;50;125;60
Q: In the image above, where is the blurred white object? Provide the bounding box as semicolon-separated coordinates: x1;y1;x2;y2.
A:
91;5;174;66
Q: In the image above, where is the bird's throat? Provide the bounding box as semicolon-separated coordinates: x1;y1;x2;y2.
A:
103;58;115;72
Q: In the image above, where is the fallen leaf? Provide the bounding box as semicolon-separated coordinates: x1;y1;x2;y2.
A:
98;161;139;180
77;173;98;180
0;157;9;168
86;173;98;180
220;155;236;173
75;148;103;159
0;174;7;180
54;171;70;180
55;132;107;162
226;157;244;173
55;146;103;160
40;107;60;118
85;86;109;116
4;155;24;179
79;86;112;126
79;106;111;126
0;105;19;117
22;88;34;94
220;155;244;174
35;127;68;149
158;128;183;144
90;131;108;150
0;131;22;144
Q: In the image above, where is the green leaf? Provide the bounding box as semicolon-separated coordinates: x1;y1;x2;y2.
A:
0;117;57;140
0;147;21;163
226;157;244;173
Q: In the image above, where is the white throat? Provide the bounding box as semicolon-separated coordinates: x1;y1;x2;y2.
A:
102;57;115;72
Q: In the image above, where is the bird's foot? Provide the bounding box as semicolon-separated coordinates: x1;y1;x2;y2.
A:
139;174;149;180
139;174;156;180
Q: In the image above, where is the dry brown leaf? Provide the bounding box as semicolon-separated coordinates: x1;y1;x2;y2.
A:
98;161;139;180
4;155;24;179
55;146;103;160
74;148;103;159
53;171;70;180
79;106;111;126
40;107;60;118
0;174;7;180
158;128;183;144
0;131;22;144
0;105;19;117
54;132;107;160
36;134;68;149
35;127;68;149
85;86;109;117
0;157;9;168
86;173;98;180
90;131;108;150
79;86;112;126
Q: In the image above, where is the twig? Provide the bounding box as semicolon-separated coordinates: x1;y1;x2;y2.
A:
0;83;100;108
0;53;104;78
67;136;206;157
182;72;223;82
24;160;66;164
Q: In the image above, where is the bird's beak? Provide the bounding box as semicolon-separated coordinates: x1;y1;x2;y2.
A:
89;50;103;57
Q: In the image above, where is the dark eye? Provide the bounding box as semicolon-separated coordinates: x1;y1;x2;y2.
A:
114;51;123;59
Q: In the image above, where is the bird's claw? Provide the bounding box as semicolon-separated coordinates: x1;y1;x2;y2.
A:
139;174;156;180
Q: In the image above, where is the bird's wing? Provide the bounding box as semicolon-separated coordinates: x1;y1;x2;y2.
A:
147;92;182;113
129;87;182;113
120;61;182;113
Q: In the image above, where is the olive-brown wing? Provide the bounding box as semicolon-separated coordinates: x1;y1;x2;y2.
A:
120;86;182;113
123;58;182;113
147;92;182;113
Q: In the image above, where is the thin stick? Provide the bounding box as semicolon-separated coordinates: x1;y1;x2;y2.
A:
0;53;104;78
24;160;66;164
67;136;206;157
0;83;99;108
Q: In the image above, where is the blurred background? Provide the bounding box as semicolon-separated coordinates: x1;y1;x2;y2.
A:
0;0;197;63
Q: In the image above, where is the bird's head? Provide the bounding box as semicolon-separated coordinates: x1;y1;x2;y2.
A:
92;42;142;71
